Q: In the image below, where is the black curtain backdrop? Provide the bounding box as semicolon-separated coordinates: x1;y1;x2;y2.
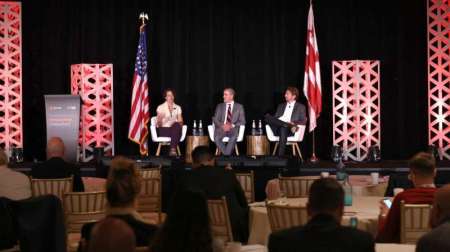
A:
22;0;428;160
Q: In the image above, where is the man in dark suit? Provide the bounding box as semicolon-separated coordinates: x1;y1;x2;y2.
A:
212;88;246;156
31;137;84;192
265;87;307;156
180;146;249;242
268;178;375;252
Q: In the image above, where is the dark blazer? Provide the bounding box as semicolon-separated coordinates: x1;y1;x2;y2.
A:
268;214;375;252
212;102;246;129
80;214;158;250
417;220;450;252
274;101;307;125
31;157;85;192
180;165;249;243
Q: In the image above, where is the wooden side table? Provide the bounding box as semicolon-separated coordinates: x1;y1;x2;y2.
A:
185;135;209;163
246;135;269;156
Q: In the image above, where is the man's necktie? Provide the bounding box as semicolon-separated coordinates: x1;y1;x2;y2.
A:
226;104;232;124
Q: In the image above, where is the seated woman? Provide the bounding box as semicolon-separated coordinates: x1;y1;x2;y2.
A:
156;89;184;156
78;156;158;251
149;189;223;252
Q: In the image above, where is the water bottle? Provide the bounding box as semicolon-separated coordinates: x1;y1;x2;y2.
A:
336;160;347;181
350;216;358;228
343;176;353;206
258;120;263;135
198;120;204;136
251;120;256;135
192;120;198;136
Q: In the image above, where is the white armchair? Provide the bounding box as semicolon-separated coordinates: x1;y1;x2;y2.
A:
208;124;245;155
150;116;187;156
265;124;305;160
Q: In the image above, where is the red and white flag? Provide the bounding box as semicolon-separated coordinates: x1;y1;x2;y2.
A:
303;4;322;132
128;26;150;155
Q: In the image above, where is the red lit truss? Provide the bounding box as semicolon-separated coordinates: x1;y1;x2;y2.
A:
428;0;450;160
71;64;114;161
0;2;21;152
332;60;381;162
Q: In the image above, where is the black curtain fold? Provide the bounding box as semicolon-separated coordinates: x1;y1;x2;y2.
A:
22;0;428;160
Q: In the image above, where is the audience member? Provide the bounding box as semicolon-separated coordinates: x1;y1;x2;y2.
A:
416;184;450;252
268;178;375;252
376;152;437;243
87;217;136;252
0;149;31;200
180;146;249;243
31;137;84;192
150;189;222;252
79;156;157;251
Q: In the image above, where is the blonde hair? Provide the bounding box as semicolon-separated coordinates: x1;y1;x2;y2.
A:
106;156;141;207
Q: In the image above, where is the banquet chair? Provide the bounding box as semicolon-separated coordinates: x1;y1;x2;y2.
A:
207;197;233;243
31;176;73;201
278;176;319;198
150;116;187;156
139;166;161;179
63;191;107;252
137;177;163;224
400;201;432;244
135;247;149;252
208;124;245;155
265;124;306;161
235;171;255;203
266;201;308;232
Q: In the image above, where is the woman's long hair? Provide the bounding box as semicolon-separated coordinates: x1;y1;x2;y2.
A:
150;189;214;252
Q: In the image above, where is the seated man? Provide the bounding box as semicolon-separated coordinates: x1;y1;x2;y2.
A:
0;149;31;200
265;86;307;156
31;137;84;192
376;152;437;243
416;184;450;252
180;146;249;243
268;178;375;252
212;88;246;156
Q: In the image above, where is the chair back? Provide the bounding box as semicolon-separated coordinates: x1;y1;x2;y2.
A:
235;171;255;203
266;202;308;232
208;124;215;142
31;176;73;200
289;125;306;142
265;124;277;142
137;177;162;221
400;201;432;244
135;247;149;252
63;191;107;233
139;167;161;179
207;197;233;243
236;125;246;142
278;176;318;198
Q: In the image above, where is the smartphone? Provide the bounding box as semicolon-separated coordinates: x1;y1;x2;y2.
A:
383;199;392;208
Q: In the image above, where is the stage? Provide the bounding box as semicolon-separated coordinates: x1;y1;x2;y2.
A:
11;156;450;211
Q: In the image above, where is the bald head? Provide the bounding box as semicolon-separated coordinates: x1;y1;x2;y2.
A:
47;137;65;159
88;217;136;252
431;185;450;228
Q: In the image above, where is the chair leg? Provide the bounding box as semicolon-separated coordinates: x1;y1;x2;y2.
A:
156;143;162;156
292;144;296;156
235;145;239;156
272;142;278;156
295;143;303;161
177;145;181;156
215;148;220;156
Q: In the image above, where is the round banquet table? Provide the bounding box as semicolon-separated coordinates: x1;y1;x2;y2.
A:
375;243;415;252
248;196;383;245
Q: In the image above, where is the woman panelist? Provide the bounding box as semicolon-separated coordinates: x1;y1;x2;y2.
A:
156;89;183;156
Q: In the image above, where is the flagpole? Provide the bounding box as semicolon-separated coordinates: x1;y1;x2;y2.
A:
310;128;319;163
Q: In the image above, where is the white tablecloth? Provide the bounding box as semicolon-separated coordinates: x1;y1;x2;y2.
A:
248;196;383;245
375;243;415;252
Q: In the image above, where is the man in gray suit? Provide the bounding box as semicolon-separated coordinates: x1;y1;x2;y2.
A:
212;88;246;156
416;184;450;252
265;87;307;156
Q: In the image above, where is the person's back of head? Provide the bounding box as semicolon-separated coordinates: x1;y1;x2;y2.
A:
307;178;345;223
87;217;136;252
431;184;450;228
0;148;8;167
150;189;213;252
408;152;436;187
192;146;215;168
106;156;141;208
47;137;65;159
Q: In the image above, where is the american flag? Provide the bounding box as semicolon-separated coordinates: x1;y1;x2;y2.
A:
303;4;322;132
128;26;150;155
